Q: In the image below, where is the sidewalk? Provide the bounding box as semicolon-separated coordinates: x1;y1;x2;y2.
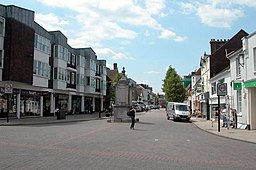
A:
192;117;256;144
1;114;255;144
0;113;102;126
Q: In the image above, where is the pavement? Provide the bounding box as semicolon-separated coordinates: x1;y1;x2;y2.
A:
0;113;256;144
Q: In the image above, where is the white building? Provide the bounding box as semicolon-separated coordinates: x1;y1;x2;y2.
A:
227;31;256;130
209;67;231;119
226;49;248;127
243;32;256;130
191;69;201;115
200;53;211;119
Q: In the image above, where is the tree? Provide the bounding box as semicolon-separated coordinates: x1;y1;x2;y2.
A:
109;72;124;102
162;66;185;102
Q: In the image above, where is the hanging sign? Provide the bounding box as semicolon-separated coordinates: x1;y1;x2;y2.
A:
217;83;227;96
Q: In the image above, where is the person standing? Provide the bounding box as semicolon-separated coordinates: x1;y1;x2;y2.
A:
129;106;136;130
222;106;228;128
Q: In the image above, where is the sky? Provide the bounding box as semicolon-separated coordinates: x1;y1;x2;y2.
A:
1;0;256;94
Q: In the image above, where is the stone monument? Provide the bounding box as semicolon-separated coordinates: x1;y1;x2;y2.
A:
113;67;133;122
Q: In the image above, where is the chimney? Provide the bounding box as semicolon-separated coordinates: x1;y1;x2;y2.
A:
113;63;118;70
210;39;228;54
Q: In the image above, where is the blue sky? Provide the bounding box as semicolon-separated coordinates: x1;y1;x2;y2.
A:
2;0;256;94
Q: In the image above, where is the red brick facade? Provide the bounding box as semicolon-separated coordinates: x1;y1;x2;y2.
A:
3;18;34;84
210;29;248;78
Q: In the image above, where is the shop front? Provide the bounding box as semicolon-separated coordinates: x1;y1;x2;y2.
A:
0;88;19;118
0;88;47;118
71;95;82;114
20;89;47;117
85;97;93;114
54;94;69;115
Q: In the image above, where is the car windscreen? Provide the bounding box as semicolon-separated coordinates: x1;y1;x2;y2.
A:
175;105;189;111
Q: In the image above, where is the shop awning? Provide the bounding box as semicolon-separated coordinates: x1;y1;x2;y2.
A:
244;80;256;88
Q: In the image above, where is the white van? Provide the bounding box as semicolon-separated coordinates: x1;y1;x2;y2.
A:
166;102;191;122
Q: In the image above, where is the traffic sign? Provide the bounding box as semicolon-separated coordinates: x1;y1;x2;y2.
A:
4;83;13;94
217;83;227;96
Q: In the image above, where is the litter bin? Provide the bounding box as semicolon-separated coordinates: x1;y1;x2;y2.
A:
57;109;66;120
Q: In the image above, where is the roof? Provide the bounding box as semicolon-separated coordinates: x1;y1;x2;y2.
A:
210;29;248;78
107;68;118;81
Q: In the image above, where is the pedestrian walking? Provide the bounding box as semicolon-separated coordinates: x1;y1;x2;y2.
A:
222;106;228;128
232;108;237;128
128;106;136;130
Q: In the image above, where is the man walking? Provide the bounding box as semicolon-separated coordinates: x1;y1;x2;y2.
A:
128;106;136;130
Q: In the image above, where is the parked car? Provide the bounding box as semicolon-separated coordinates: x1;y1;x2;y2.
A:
134;104;143;112
150;104;160;109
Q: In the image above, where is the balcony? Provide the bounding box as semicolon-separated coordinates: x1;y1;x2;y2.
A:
67;83;76;89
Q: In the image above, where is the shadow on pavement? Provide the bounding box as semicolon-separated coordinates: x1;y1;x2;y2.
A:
137;121;155;125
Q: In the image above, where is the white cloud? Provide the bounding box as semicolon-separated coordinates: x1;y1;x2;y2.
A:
197;5;244;28
180;2;197;14
179;1;249;28
95;48;134;60
145;70;161;74
36;0;184;46
35;13;69;32
145;0;166;15
144;30;151;37
210;0;256;7
159;29;186;42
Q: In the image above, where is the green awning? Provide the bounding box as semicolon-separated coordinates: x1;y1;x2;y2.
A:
233;83;242;90
244;80;256;88
181;78;191;82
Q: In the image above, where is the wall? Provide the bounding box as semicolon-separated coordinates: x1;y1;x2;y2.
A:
3;18;34;84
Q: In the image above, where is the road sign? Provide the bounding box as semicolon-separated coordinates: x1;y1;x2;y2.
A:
217;83;227;96
4;83;13;94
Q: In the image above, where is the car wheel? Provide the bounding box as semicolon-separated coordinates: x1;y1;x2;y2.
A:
173;115;176;121
167;116;170;120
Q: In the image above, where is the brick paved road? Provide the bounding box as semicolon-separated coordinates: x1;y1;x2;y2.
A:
0;109;256;170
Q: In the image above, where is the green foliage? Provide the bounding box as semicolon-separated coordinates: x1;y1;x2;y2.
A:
109;72;123;101
162;66;186;102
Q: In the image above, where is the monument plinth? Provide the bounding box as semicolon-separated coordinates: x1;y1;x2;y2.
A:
113;67;133;122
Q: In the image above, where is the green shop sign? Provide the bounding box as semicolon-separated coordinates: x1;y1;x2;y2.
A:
233;82;242;90
244;80;256;88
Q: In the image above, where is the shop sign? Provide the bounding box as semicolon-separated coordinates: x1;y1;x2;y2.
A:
0;87;19;94
234;82;242;90
4;84;13;94
21;89;43;96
